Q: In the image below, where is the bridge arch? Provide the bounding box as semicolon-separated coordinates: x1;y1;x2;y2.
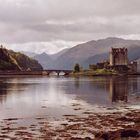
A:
43;70;72;76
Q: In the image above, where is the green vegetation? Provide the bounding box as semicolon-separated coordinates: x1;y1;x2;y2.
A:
9;51;43;71
0;47;43;71
74;63;80;73
72;60;118;76
0;59;18;70
71;68;117;76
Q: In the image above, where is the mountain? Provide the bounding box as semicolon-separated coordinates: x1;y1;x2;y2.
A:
34;48;70;69
34;37;140;70
83;53;109;67
0;47;43;71
34;52;54;69
50;48;70;60
127;45;140;60
0;47;21;70
84;44;140;67
53;37;140;69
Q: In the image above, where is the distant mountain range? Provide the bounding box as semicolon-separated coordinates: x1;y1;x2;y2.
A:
27;37;140;70
34;52;53;69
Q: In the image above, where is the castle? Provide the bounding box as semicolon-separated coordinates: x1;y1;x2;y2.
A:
109;48;128;66
109;47;137;72
89;47;138;73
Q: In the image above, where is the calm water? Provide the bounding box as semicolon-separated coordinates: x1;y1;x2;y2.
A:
0;76;140;120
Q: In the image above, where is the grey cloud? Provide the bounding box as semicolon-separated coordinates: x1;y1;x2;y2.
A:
25;16;140;40
0;0;140;53
3;41;81;54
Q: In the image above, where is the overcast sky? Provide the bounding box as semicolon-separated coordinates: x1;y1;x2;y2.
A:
1;0;140;54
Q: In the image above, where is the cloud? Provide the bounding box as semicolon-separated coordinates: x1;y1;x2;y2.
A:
3;40;81;54
0;0;140;53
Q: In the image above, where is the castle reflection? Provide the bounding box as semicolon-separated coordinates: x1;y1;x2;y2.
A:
109;76;138;103
109;77;128;103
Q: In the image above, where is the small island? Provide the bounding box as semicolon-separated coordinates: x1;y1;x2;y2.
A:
71;47;138;76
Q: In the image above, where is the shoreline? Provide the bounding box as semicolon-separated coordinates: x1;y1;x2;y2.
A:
0;104;140;139
0;71;140;77
70;72;140;77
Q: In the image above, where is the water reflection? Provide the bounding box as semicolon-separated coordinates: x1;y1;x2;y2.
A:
74;77;80;89
0;78;37;104
43;78;74;106
0;76;139;119
72;76;140;105
109;77;128;103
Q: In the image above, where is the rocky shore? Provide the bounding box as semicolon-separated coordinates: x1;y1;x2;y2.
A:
0;107;140;140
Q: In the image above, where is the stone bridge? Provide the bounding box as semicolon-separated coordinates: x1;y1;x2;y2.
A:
42;70;72;76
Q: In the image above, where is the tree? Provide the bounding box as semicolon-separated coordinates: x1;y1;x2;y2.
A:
74;63;80;73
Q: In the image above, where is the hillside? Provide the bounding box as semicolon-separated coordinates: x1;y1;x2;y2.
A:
0;47;21;70
83;44;140;68
34;48;70;69
34;37;140;70
0;47;43;71
54;37;140;69
34;52;54;69
50;48;69;60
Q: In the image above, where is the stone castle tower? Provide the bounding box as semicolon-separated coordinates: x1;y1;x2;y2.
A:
110;48;128;66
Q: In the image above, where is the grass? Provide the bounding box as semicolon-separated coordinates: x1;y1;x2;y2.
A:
71;69;118;76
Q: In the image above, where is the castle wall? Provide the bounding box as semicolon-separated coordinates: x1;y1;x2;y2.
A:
110;48;128;66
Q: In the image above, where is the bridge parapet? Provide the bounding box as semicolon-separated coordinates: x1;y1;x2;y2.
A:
43;70;72;76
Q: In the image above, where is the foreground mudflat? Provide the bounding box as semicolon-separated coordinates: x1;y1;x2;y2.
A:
0;106;140;140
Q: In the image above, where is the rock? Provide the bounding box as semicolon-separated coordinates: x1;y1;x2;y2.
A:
95;129;140;140
95;131;119;140
70;137;92;140
121;129;139;138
